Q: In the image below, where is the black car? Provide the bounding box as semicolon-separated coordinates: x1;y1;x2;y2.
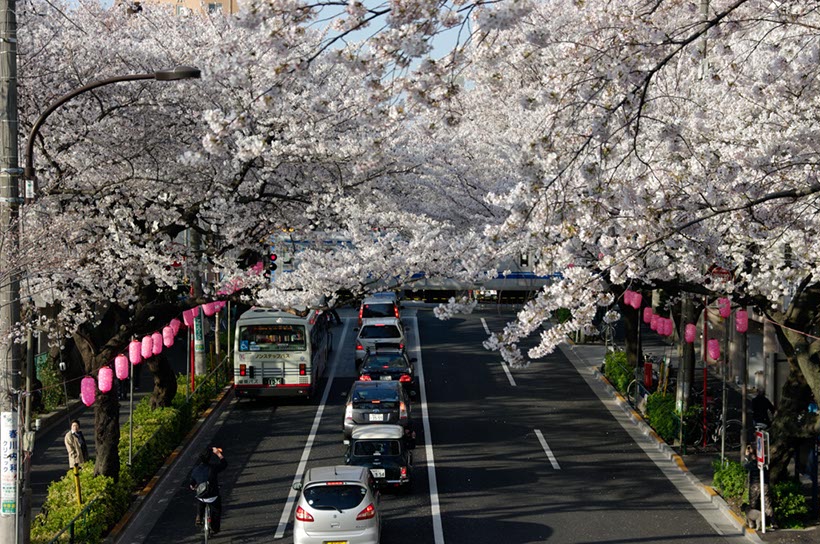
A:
343;380;413;443
345;424;414;491
357;350;418;395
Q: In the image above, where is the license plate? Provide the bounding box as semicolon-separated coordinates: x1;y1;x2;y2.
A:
370;468;385;478
369;413;384;422
379;375;392;381
263;377;280;386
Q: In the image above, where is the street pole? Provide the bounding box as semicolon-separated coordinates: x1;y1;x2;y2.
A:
0;0;22;542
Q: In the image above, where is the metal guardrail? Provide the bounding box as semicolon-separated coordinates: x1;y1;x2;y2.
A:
45;498;99;544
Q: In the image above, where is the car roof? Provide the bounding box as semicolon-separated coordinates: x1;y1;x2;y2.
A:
359;317;401;327
351;380;402;391
304;465;369;485
364;350;406;358
351;424;405;440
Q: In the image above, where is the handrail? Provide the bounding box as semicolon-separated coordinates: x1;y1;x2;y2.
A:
44;498;99;544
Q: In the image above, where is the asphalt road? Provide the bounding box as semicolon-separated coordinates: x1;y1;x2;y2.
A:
121;308;749;544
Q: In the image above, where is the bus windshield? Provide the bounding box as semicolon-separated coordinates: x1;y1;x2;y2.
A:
238;324;306;352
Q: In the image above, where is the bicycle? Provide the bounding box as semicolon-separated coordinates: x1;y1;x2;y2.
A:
197;495;217;542
683;404;743;451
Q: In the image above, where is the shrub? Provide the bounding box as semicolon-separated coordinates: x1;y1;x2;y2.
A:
603;350;632;393
772;480;808;528
711;459;748;503
552;308;572;324
39;357;66;413
645;393;678;443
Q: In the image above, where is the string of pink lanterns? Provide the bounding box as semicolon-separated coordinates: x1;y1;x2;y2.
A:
80;301;226;407
623;289;750;351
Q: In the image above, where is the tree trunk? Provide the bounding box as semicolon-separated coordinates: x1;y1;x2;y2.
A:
618;297;641;377
93;389;121;481
147;352;178;409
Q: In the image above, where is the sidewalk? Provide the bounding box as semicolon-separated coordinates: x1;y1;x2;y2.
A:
564;340;818;544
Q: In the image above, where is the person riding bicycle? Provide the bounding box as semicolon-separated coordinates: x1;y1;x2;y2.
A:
752;390;776;428
189;446;227;535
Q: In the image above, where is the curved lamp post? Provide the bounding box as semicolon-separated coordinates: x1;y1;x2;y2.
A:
17;65;200;543
23;65;201;198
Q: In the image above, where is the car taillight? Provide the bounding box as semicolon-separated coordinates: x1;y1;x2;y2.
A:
400;466;408;479
399;374;411;383
299;363;306;376
295;505;314;522
356;503;376;520
359;375;371;381
399;401;407;420
239;364;246;376
345;403;353;420
356;343;363;351
358;306;363;325
399;343;404;350
394;306;399;318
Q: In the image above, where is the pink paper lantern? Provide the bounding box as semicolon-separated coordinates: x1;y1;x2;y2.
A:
162;326;175;348
623;290;634;307
128;340;142;365
81;376;96;407
141;335;154;360
642;307;653;324
214;301;226;312
152;332;163;355
663;318;674;337
182;309;194;328
192;306;200;318
98;366;113;393
650;314;660;331
630;292;642;310
115;354;129;380
707;338;720;360
736;309;749;333
684;323;697;343
202;302;216;317
718;297;731;318
170;318;182;335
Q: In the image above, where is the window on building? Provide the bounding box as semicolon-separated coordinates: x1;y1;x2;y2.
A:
207;2;223;13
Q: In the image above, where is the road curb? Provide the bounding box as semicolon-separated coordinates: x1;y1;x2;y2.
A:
591;366;762;543
104;385;234;544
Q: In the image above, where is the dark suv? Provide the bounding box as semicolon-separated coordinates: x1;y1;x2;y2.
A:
343;381;412;444
345;424;414;491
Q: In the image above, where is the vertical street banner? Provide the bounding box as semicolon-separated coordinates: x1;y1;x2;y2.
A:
194;311;205;354
0;411;17;515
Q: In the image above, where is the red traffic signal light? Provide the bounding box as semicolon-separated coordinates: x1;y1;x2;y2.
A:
268;252;277;271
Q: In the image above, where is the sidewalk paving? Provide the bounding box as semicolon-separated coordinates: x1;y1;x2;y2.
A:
564;340;819;544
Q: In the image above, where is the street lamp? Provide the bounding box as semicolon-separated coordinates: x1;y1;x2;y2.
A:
23;65;201;196
16;65;200;544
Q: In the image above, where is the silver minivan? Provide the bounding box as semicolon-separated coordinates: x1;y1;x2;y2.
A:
355;317;406;364
292;465;381;544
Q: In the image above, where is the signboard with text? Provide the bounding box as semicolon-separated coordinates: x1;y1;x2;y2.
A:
756;430;768;468
1;411;17;515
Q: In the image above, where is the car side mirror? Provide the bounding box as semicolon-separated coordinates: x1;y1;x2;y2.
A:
409;390;417;398
292;482;303;491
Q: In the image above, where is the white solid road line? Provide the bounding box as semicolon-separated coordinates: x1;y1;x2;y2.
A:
480;317;517;386
274;319;349;539
534;429;561;470
410;316;445;544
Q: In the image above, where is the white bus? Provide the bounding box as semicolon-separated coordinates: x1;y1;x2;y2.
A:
233;307;332;399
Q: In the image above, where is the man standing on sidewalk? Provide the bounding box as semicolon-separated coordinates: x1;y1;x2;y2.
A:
64;419;89;468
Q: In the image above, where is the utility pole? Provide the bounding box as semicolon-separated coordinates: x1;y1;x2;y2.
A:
0;0;22;543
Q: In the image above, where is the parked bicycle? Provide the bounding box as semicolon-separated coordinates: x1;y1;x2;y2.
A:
683;404;743;451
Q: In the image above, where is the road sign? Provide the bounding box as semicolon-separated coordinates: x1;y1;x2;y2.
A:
755;430;768;468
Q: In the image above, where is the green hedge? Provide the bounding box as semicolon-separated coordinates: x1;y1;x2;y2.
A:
31;365;229;544
645;393;678;443
603;350;632;393
772;480;809;528
712;459;748;503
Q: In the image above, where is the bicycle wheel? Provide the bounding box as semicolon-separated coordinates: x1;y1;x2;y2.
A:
723;419;743;449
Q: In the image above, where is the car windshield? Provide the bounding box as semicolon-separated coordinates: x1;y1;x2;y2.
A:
238;324;306;352
362;355;408;371
359;325;401;339
353;440;401;456
362;303;395;319
352;386;400;403
303;484;366;511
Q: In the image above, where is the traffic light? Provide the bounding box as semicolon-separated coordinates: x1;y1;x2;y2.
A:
268;251;278;271
520;253;529;267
